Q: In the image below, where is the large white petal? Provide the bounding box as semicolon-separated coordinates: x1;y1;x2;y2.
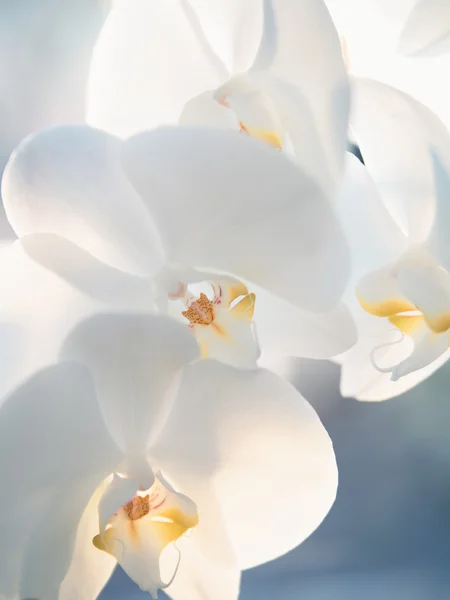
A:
164;480;241;600
328;0;450;131
426;151;450;272
0;362;121;598
249;71;332;194
152;360;337;569
59;485;116;600
335;153;407;287
253;284;357;359
87;0;229;137
0;234;155;399
187;0;263;74
60;313;200;455
253;0;350;181
122;126;350;312
350;78;450;243
398;0;450;57
2;125;164;275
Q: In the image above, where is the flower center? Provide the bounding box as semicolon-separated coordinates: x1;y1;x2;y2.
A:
163;273;260;368
123;495;150;520
93;473;198;597
182;292;215;325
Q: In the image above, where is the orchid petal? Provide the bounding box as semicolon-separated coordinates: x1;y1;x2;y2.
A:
60;313;200;454
163;479;241;600
0;235;155;398
327;0;450;130
187;0;263;73
386;314;450;379
152;360;337;569
123;126;350;312
249;71;332;193
94;473;198;597
253;0;349;181
87;0;228;137
98;474;139;536
397;264;450;333
59;484;117;600
426;151;450;272
356;266;414;318
398;0;450;57
179;91;240;130
253;284;356;359
0;362;121;598
337;307;450;400
335;153;407;287
2;125;164;275
350;78;450;242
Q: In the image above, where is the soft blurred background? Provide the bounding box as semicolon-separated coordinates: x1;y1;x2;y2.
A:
2;1;450;598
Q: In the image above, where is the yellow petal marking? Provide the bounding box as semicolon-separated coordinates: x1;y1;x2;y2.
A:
239;121;283;150
423;311;450;334
357;293;415;317
388;314;424;336
227;280;249;303
230;293;256;321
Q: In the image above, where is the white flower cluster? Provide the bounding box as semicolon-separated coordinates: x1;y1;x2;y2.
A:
1;0;449;598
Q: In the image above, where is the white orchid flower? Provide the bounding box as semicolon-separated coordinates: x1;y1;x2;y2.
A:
87;0;350;197
326;0;450;130
0;123;353;394
333;78;450;401
398;0;450;57
0;311;337;599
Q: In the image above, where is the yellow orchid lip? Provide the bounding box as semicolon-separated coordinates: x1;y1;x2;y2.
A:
356;292;415;318
93;474;199;597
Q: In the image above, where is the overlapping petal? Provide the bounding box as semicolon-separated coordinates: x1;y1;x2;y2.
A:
248;71;332;193
162;480;241;600
253;0;350;181
327;0;450;131
398;0;450;57
59;485;116;600
253;284;356;359
188;0;263;74
356;266;414;318
426;151;450;273
122;126;350;312
336;307;450;400
87;0;229;137
335;153;407;286
60;313;200;454
0;362;121;598
152;360;337;569
387;313;450;378
0;234;155;398
397;264;450;332
2;125;164;275
350;78;448;243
